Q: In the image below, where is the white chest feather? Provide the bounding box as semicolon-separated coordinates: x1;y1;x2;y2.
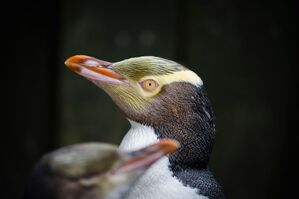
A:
119;120;207;199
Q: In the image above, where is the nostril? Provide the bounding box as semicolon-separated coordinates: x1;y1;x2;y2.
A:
83;59;101;67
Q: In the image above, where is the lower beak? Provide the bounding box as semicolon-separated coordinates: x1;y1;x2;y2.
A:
112;139;180;174
64;55;125;83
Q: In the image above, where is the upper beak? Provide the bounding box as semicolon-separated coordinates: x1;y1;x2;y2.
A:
112;139;180;174
64;55;125;83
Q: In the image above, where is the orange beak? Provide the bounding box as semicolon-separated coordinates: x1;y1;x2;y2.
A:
112;139;180;174
64;55;125;82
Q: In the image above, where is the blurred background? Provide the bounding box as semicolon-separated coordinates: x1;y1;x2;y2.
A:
2;0;297;198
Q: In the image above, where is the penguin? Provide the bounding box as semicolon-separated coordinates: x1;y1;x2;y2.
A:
23;139;179;199
65;55;225;199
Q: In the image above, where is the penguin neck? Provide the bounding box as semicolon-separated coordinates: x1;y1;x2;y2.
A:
119;121;203;199
154;115;214;171
119;114;214;171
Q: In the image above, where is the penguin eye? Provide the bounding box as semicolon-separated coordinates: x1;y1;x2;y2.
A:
140;79;159;92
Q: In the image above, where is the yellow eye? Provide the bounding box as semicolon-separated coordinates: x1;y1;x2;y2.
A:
140;79;159;92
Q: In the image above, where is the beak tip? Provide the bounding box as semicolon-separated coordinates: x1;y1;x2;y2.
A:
160;139;180;155
64;55;86;72
64;59;70;67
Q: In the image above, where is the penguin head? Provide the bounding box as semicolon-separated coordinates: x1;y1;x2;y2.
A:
65;55;203;125
24;140;179;199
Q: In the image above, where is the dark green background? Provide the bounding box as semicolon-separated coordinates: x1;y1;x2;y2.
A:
3;0;297;198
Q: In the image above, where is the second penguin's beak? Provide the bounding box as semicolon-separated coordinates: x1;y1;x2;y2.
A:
113;139;180;174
